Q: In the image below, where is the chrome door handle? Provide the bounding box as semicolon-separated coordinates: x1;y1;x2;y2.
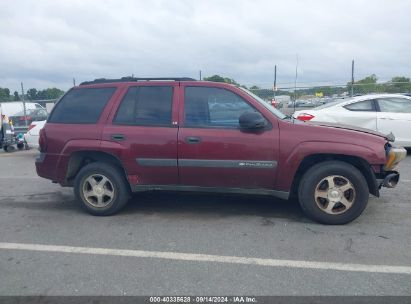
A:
186;137;201;144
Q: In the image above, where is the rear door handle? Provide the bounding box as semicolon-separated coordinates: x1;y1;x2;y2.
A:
111;134;125;141
186;136;201;144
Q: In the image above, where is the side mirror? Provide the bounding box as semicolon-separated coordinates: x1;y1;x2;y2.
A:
239;111;268;130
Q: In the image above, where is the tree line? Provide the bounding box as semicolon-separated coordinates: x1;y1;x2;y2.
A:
204;74;411;99
1;74;410;102
0;87;65;102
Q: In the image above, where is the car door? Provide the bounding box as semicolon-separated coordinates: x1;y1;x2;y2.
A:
376;97;411;146
102;84;179;186
335;99;377;130
177;85;279;190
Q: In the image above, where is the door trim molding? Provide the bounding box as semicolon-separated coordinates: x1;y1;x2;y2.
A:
137;158;277;169
137;158;177;167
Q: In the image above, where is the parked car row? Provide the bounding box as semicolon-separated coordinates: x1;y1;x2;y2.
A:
24;120;46;149
293;94;411;147
9;108;48;127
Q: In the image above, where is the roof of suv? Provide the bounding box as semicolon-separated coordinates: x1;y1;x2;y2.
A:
80;77;197;86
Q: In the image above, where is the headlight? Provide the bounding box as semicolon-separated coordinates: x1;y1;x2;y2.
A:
384;146;407;171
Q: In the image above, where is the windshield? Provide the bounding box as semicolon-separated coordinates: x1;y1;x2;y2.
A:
239;87;287;119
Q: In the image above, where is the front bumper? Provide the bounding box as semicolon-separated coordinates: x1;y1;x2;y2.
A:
377;171;400;189
384;147;407;171
376;146;407;189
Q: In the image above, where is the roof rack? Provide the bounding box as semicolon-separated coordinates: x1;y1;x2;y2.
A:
80;77;196;85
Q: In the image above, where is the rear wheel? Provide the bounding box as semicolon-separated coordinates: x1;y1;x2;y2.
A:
4;145;15;152
298;160;369;224
74;162;130;216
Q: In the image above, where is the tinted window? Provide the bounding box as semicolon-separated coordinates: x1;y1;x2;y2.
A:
184;87;255;128
114;86;173;126
49;88;115;124
344;100;375;111
377;98;411;113
14;108;48;118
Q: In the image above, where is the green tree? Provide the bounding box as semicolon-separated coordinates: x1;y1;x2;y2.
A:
250;85;260;90
27;88;38;100
45;88;65;99
13;91;20;101
204;75;239;86
348;74;378;94
0;88;11;101
388;76;411;93
35;88;65;100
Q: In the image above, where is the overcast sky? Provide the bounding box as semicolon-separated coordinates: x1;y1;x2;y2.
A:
1;0;410;92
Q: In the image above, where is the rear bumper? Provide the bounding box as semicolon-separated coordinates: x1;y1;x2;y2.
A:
35;152;48;179
35;152;70;185
35;152;59;182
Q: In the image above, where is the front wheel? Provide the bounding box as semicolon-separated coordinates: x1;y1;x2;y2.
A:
298;160;369;225
74;162;130;216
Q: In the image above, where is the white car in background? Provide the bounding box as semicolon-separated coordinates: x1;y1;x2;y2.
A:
293;94;411;147
24;120;46;149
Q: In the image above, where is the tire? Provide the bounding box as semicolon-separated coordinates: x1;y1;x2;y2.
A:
298;160;369;225
74;162;130;216
5;145;15;153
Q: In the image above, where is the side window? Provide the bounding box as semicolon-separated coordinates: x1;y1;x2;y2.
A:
344;100;375;111
377;98;411;113
184;87;255;128
114;86;173;126
48;87;116;124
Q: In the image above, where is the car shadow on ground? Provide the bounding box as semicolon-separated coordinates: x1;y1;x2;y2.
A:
1;187;309;222
122;191;308;222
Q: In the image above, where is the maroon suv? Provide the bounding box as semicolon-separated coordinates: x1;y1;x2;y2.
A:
36;77;407;224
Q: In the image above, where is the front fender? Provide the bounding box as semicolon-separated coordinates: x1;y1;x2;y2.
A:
277;140;386;191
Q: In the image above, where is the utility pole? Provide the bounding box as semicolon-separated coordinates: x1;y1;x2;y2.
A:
73;78;76;86
199;70;202;81
273;65;277;99
351;60;355;97
293;55;299;113
21;82;28;128
294;55;299;101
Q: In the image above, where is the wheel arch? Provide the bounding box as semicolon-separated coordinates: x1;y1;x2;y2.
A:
290;153;379;199
65;150;130;190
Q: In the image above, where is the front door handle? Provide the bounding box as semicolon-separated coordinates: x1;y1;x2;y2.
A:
186;136;201;144
111;134;125;141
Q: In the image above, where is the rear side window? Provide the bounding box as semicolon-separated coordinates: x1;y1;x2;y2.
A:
344;100;375;111
114;86;173;126
49;87;115;124
377;98;411;113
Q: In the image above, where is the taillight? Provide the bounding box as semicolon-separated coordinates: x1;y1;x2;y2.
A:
296;113;315;121
39;128;47;152
19;115;32;121
28;123;37;132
